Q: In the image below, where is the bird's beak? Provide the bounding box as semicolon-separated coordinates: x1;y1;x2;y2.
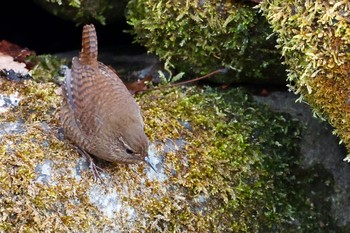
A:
144;156;157;173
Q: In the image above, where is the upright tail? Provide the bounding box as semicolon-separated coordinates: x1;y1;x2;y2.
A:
79;24;98;66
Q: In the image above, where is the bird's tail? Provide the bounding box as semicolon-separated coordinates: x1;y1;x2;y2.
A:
79;24;98;65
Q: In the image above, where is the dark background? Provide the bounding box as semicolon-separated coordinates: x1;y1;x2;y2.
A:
0;0;136;54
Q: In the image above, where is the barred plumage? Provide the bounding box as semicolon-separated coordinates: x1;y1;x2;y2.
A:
61;24;150;178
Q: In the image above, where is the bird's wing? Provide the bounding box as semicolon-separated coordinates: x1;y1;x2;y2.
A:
64;57;104;137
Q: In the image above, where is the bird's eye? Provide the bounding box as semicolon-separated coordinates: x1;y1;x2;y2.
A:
126;148;133;154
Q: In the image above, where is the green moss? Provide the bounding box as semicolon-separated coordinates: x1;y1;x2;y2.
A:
137;86;326;232
33;0;128;24
259;1;350;160
29;55;67;84
0;61;331;231
126;0;285;83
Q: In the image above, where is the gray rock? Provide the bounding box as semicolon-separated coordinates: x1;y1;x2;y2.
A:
35;159;54;185
0;122;26;139
254;91;350;229
0;93;20;113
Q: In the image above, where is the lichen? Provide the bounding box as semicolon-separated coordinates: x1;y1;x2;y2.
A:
259;1;350;160
126;0;285;83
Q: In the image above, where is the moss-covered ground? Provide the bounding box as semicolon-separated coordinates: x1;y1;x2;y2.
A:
0;59;335;231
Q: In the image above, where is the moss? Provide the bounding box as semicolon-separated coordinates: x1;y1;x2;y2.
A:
0;77;99;231
259;1;350;160
0;60;331;231
126;0;285;84
137;86;326;232
29;55;67;84
33;0;128;24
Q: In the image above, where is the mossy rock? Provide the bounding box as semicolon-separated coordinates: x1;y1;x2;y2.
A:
32;0;128;24
126;0;286;84
259;1;350;160
0;60;334;231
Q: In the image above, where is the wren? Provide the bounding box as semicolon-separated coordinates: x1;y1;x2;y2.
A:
61;24;153;179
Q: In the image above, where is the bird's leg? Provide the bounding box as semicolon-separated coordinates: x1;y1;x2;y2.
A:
76;147;105;182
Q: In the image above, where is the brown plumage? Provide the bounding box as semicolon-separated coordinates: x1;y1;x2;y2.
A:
61;24;151;177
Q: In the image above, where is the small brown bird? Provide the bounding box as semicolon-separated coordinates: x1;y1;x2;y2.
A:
61;24;153;179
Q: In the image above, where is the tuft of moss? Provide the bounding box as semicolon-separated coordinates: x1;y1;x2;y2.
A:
259;1;350;160
33;0;128;24
29;55;67;84
126;0;285;84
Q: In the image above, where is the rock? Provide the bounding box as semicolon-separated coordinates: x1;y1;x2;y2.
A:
259;0;350;164
1;76;328;231
0;122;26;139
0;93;21;113
254;91;350;231
35;159;54;184
1;49;349;231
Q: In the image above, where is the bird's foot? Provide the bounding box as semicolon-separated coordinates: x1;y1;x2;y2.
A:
76;147;105;183
89;160;105;183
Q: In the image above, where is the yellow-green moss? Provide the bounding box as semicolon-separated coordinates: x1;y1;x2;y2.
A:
0;78;102;231
126;0;285;84
137;87;322;232
259;1;350;159
0;61;330;231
